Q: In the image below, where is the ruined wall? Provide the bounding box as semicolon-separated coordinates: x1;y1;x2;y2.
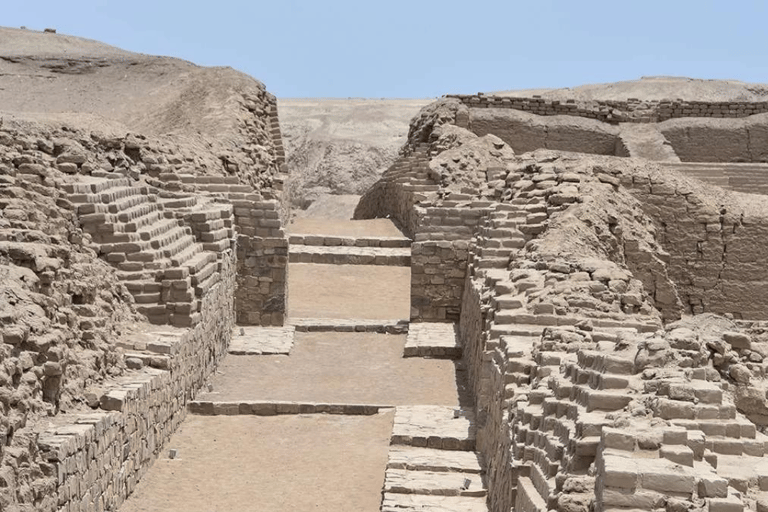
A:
659;113;768;162
0;89;285;509
236;235;288;326
353;145;435;238
469;108;622;156
449;94;768;123
30;253;235;511
356;126;514;322
618;164;768;319
232;197;288;326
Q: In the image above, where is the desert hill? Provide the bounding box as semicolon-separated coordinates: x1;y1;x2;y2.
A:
492;75;768;102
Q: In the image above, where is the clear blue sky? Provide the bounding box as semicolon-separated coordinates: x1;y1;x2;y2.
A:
4;0;767;98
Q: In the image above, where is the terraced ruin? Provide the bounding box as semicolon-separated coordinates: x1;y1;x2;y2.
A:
4;26;768;512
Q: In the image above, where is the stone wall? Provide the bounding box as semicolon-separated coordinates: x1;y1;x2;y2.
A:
468;107;622;156
659;113;768;162
353;145;435;238
154;173;290;327
356;143;504;322
9;250;235;512
411;241;468;321
619;167;768;319
409;202;494;321
232;193;287;326
448;94;768;124
235;235;288;326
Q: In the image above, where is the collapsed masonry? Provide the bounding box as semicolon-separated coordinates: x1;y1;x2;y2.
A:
355;97;768;511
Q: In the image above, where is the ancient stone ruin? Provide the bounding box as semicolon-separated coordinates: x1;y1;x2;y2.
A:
3;26;768;512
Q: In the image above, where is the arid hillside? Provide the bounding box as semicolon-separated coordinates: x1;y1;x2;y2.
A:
0;26;283;190
493;75;768;102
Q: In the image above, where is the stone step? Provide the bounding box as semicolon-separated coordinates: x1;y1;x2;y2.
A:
62;177;132;195
194;270;221;298
134;217;181;242
288;318;409;334
188;400;388;416
70;184;144;205
122;279;162;295
391;406;476;451
228;326;296;355
383;468;486;498
404;322;461;359
169;241;203;268
115;204;166;231
185;251;219;275
137;230;197;263
190;259;219;287
289;234;411;248
381;493;488;512
288;245;410;266
157;196;200;209
386;446;483;474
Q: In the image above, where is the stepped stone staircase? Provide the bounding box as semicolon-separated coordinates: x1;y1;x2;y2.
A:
64;176;236;327
661;161;768;195
382;406;489;512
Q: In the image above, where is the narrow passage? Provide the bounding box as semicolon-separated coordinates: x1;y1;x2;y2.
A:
121;198;485;512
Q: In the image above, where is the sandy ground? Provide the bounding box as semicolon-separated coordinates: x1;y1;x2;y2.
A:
288;263;410;320
200;332;461;406
289;217;404;237
119;413;394;512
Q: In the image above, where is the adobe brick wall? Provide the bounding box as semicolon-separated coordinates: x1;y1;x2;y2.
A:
31;252;235;512
448;94;768;124
659;113;768;162
469;107;622;156
619;169;768;319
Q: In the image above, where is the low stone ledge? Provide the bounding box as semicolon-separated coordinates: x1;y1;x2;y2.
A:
289;245;411;266
188;400;391;416
381;493;489;512
229;325;295;355
289;234;411;248
288;317;409;334
391;406;477;451
404;322;461;359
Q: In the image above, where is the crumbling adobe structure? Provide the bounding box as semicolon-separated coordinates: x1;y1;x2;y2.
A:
356;93;768;511
0;28;290;511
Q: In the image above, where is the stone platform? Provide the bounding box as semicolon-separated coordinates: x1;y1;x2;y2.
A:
228;326;295;355
404;322;461;359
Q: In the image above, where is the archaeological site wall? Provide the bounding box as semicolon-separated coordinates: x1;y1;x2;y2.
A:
357;94;768;512
448;94;768;165
448;94;768;124
659;114;768;162
617;168;768;319
0;34;291;509
467;107;624;156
